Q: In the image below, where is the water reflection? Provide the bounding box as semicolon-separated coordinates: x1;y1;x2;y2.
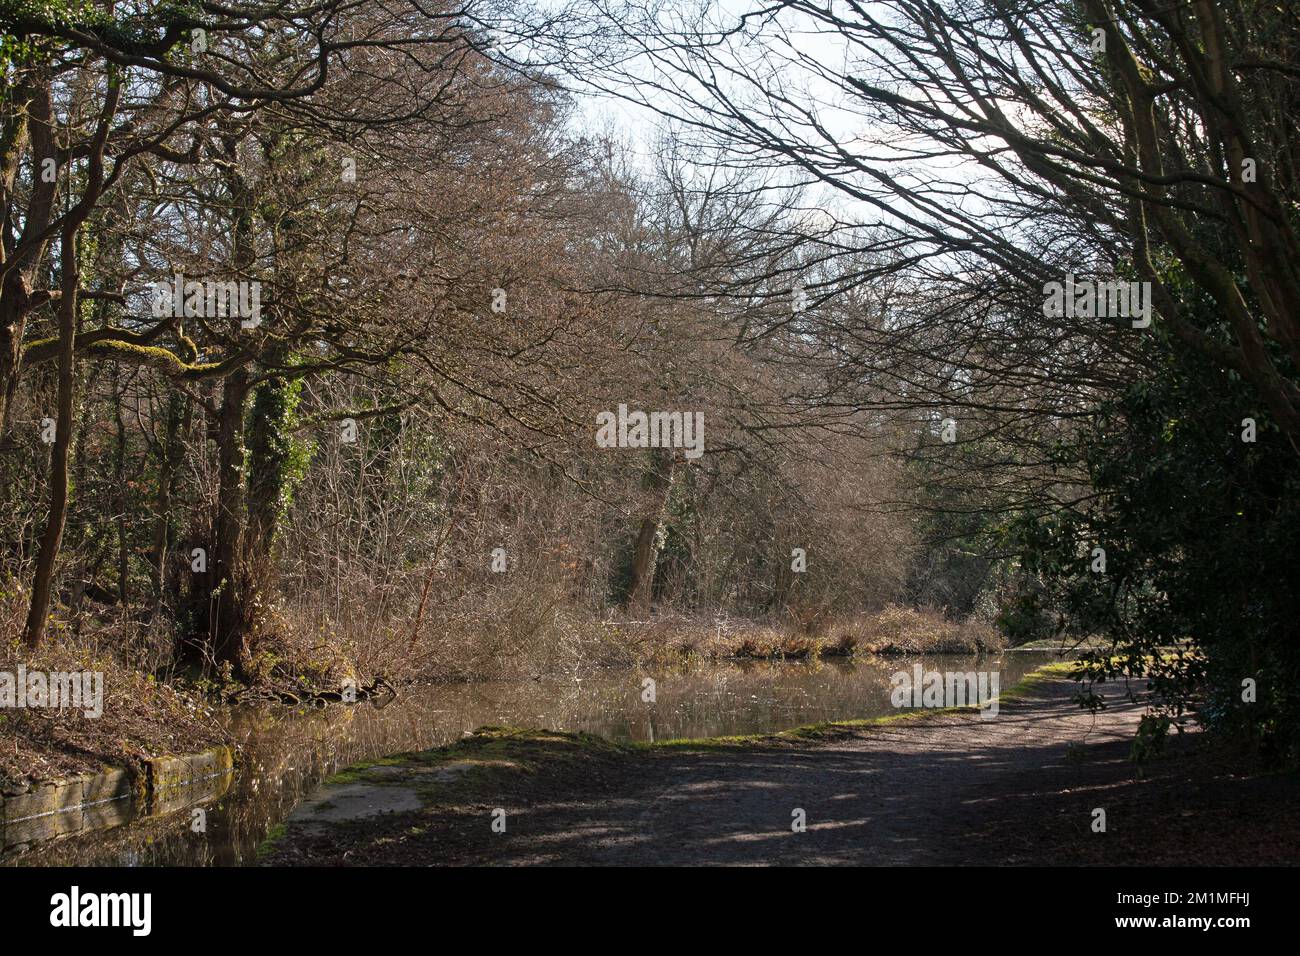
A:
6;652;1059;866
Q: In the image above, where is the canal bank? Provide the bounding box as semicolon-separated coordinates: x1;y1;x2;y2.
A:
0;746;233;855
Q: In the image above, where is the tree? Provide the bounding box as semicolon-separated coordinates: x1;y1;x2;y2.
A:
572;0;1300;750
3;0;576;654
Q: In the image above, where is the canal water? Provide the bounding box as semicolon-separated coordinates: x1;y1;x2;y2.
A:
4;651;1061;866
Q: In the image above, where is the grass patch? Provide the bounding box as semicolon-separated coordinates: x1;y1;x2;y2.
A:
323;754;412;785
255;823;287;860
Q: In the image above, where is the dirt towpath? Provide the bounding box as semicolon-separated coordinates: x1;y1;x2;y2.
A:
262;676;1300;866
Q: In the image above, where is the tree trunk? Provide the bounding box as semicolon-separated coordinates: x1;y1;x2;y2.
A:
245;355;300;563
22;229;78;648
150;389;186;602
625;448;676;616
773;557;794;615
113;368;129;604
0;79;55;441
0;272;33;438
205;370;251;672
196;142;261;675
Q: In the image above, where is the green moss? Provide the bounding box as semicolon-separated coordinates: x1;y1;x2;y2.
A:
323;754;409;785
22;334;224;375
995;660;1080;704
255;822;287;860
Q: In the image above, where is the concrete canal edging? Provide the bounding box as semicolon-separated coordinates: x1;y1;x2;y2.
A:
144;746;234;793
0;745;234;851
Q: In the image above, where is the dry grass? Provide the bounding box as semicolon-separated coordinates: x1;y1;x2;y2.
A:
0;581;226;791
339;603;1005;681
0;610;226;792
825;605;1003;656
603;606;1002;662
